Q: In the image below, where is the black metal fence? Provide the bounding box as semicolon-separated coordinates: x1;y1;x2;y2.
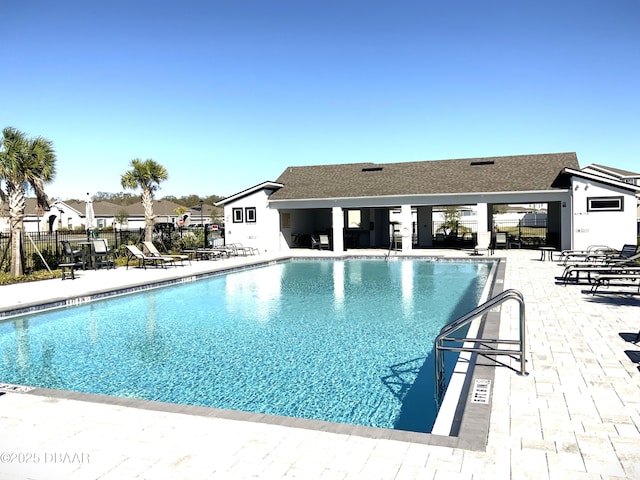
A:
430;218;551;248
0;226;226;273
493;219;549;247
0;229;145;272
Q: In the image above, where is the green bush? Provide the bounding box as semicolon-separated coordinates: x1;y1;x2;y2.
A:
0;270;60;285
31;248;60;271
177;231;202;250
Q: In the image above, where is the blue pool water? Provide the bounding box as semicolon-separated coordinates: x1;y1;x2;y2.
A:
0;259;492;433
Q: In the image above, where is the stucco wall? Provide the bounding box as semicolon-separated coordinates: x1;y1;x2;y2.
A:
571;177;637;251
223;190;281;253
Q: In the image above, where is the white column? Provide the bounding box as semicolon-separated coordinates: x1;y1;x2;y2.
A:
400;204;413;252
476;203;489;233
331;207;344;252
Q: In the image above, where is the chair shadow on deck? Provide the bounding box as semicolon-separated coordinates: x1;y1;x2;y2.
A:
583;294;640;307
618;333;640;372
624;350;640;373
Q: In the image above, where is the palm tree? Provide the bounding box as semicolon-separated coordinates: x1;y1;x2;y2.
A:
120;158;168;242
0;127;57;276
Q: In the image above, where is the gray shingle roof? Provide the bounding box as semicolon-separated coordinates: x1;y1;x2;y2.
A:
590;164;640;177
269;152;580;200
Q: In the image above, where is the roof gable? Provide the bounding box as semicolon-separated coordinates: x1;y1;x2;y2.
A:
269;152;579;201
558;168;640;193
587;163;640;178
216;181;284;206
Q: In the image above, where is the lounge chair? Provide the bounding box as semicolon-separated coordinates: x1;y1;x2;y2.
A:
494;232;507;250
558;253;640;284
319;234;330;250
195;247;226;260
613;244;639;260
558;245;612;264
472;232;492;256
312;235;330;250
143;241;190;265
208;243;239;257
92;239;115;269
560;245;638;270
125;245;173;269
589;271;640;294
227;243;259;255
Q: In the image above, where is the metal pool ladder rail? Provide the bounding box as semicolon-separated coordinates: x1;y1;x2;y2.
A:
434;288;527;406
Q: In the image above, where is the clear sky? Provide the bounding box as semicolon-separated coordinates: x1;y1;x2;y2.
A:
2;0;639;201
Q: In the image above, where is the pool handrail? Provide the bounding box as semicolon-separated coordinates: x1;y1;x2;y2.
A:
434;288;527;406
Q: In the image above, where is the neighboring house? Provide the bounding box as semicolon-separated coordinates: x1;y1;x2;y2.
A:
0;198;73;234
0;198;221;233
216;152;640;252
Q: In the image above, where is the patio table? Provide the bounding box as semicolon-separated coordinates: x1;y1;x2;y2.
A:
539;246;556;261
76;241;94;269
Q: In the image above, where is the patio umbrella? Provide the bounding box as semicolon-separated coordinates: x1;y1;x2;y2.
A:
85;193;95;235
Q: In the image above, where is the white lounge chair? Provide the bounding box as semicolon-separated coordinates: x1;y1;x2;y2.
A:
473;232;492;256
125;245;174;269
143;241;190;265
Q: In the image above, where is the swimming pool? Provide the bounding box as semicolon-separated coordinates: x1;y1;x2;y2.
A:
0;258;493;433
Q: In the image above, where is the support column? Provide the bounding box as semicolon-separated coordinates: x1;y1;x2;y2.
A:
477;203;489;234
331;207;344;252
400;204;413;252
417;206;433;247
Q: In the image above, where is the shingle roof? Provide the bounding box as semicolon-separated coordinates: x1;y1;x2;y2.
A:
269;152;580;201
589;164;640;177
66;201;124;216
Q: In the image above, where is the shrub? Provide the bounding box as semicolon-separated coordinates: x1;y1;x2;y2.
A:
31;248;60;271
0;270;59;285
178;231;201;250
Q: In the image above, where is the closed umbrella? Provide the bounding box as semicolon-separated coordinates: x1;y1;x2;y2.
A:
85;193;95;236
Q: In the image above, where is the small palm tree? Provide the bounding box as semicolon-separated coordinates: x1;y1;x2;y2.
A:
0;127;57;276
120;158;168;241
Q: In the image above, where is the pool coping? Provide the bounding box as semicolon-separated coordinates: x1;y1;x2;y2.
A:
2;254;506;451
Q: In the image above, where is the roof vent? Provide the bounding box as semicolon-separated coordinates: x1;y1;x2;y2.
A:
470;160;495;166
362;167;383;172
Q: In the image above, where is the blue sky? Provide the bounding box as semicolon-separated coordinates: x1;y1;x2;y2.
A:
2;1;639;200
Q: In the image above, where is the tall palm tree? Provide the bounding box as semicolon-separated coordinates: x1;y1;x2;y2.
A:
0;127;57;276
120;158;168;242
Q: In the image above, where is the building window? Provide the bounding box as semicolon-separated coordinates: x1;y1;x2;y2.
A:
245;207;256;223
587;196;624;212
233;208;243;223
347;210;361;229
